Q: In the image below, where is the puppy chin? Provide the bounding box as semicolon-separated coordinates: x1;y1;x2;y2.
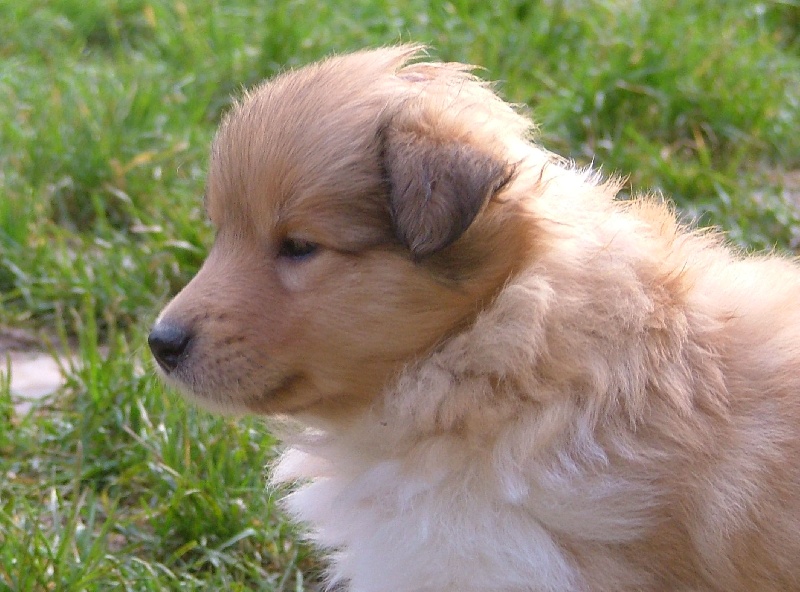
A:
159;366;314;417
240;374;322;416
155;373;244;416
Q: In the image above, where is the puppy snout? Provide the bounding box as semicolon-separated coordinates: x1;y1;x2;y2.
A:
148;321;192;373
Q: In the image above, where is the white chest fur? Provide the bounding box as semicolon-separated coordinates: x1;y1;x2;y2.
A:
275;441;588;592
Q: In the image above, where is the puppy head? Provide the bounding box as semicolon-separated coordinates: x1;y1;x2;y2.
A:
149;46;536;419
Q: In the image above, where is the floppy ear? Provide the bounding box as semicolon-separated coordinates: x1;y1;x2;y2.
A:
382;127;513;259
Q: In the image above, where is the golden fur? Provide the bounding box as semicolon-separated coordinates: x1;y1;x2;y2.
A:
150;46;800;591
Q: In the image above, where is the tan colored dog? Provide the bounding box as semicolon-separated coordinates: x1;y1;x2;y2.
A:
149;46;800;591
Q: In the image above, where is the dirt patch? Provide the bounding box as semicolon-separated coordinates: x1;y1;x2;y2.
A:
1;326;69;416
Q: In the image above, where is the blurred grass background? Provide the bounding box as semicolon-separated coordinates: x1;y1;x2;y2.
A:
1;0;799;589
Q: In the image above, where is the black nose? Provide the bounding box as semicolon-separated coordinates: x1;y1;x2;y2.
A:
148;322;192;373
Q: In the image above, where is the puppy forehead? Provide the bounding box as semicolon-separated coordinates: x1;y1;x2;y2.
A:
205;96;397;244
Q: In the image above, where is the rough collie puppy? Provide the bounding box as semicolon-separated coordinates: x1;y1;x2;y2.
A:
149;46;800;591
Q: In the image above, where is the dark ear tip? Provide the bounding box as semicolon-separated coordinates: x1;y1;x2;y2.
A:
408;241;436;261
398;228;437;260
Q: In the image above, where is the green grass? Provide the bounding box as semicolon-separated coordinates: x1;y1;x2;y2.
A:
1;0;799;589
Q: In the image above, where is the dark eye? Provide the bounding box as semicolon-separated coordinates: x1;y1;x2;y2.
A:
278;237;319;260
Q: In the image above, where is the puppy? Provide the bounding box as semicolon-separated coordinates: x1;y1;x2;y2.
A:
149;46;800;591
